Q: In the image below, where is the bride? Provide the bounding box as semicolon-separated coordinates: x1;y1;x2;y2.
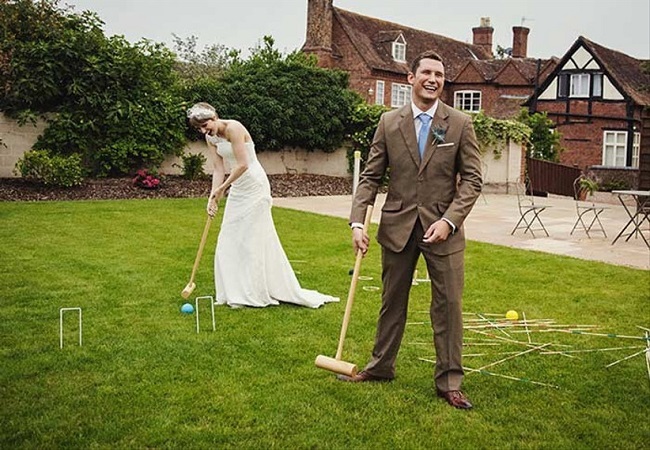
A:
186;102;339;308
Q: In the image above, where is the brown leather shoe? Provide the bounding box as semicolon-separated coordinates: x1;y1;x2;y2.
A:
436;389;473;410
336;371;393;383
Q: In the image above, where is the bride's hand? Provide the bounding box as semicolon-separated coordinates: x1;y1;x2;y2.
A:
207;194;218;216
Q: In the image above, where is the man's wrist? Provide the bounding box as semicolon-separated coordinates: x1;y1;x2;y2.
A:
442;218;456;234
350;222;364;230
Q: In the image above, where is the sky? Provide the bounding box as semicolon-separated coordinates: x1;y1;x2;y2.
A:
61;0;650;60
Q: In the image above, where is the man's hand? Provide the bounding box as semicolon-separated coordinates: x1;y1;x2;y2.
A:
352;227;370;255
423;219;452;243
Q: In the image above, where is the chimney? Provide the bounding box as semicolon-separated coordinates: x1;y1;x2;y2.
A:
472;17;493;56
511;26;530;58
303;0;334;67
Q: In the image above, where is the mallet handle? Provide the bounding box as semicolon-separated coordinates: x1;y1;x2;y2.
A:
335;205;373;361
188;215;213;284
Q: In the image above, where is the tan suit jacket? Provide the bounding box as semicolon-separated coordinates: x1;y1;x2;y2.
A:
351;102;483;254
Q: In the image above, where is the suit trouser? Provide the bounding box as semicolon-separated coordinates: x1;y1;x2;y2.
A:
364;219;465;391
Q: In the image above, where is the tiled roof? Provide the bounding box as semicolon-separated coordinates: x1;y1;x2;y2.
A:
456;57;556;84
333;7;492;79
579;36;650;106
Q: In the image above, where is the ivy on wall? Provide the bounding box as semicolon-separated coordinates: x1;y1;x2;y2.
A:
471;111;531;158
345;107;535;174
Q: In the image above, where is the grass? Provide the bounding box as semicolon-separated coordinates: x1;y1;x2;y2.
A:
1;198;648;449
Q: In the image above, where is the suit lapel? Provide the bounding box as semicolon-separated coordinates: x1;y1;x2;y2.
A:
419;102;450;175
398;105;421;167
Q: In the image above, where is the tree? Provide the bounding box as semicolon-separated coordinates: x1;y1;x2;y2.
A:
184;36;356;152
172;34;239;83
517;109;563;161
1;0;186;176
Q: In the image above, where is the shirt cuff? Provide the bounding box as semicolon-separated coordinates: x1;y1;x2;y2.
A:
350;222;364;229
442;218;456;234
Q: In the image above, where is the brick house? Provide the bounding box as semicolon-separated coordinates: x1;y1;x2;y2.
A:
302;0;556;118
526;36;650;189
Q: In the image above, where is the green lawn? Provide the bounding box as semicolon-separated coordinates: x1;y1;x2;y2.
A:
1;198;648;449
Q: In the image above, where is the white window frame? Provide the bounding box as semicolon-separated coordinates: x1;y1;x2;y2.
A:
570;73;590;97
602;131;628;167
392;35;407;62
454;90;482;112
375;80;385;105
632;132;640;168
391;83;411;108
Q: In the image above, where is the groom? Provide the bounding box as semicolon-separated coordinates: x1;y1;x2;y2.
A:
341;50;482;410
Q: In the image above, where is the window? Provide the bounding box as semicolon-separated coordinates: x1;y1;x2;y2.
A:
454;90;482;112
557;72;602;98
375;80;385;105
570;73;590;97
391;83;411;107
392;35;407;62
632;132;641;168
602;131;628;167
592;73;603;97
558;73;569;97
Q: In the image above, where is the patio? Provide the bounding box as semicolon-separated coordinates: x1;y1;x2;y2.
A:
273;192;650;271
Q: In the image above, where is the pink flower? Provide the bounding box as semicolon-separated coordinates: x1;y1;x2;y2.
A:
132;169;161;190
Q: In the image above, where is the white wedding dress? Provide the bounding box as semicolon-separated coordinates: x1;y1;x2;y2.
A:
206;135;339;308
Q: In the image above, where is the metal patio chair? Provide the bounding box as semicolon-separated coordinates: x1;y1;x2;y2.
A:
570;176;608;238
511;177;551;237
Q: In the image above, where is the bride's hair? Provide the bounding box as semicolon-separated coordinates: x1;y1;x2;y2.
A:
187;102;218;128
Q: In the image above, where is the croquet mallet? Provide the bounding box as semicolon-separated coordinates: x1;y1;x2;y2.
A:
315;205;373;376
181;215;213;299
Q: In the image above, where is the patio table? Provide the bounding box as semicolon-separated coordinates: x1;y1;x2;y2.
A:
611;190;650;248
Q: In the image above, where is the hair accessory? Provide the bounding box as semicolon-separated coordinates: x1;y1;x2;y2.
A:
187;104;216;120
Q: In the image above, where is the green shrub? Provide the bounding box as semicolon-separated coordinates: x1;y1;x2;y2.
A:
345;99;388;174
472;110;531;158
14;150;84;187
1;0;186;177
89;139;166;177
184;36;356;153
516;109;563;161
600;179;631;192
179;153;207;180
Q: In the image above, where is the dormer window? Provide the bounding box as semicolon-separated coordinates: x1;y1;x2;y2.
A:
392;34;407;62
557;72;603;98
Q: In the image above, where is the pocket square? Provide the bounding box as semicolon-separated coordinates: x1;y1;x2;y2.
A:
436;142;454;148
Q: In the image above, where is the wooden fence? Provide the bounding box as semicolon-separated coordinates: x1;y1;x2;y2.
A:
526;157;582;197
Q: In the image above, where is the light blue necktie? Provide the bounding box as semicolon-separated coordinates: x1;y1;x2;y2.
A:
417;113;432;159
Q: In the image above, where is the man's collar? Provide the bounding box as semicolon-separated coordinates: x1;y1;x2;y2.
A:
412;100;439;119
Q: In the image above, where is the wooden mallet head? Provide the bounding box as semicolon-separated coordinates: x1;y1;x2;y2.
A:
314;355;358;376
181;282;196;299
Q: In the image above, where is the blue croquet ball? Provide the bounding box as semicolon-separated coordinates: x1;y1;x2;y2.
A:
180;303;194;314
348;268;354;275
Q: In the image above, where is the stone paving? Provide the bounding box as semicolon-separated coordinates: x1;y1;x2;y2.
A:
273;193;649;271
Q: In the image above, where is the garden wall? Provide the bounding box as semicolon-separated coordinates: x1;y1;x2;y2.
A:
0;113;47;178
0;113;523;191
480;140;524;194
159;142;350;178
